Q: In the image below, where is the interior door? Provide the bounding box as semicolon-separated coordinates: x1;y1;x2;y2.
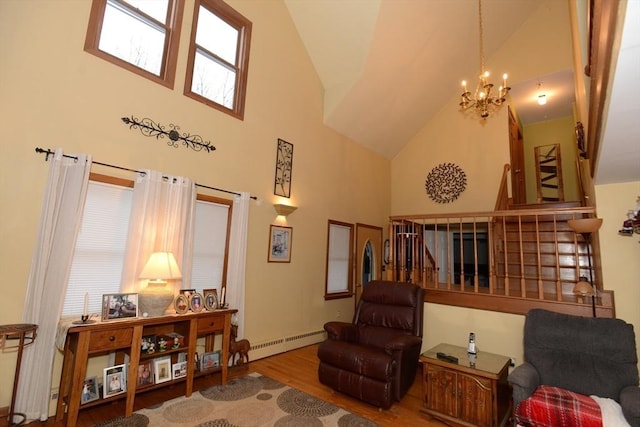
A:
508;106;526;204
354;223;382;307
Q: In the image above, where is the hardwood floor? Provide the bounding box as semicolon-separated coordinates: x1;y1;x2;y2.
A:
18;344;447;427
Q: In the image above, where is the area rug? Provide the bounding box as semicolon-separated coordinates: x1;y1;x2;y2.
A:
92;372;379;427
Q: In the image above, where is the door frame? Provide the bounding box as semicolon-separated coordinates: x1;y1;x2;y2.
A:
354;223;383;307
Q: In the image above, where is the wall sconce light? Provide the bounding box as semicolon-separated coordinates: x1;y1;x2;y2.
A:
274;203;297;216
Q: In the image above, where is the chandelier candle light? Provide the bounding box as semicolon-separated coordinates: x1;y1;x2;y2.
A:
459;0;510;119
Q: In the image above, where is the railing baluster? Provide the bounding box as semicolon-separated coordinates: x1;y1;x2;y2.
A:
535;214;544;299
473;218;479;292
553;214;562;301
488;219;495;294
502;215;509;296
518;216;526;297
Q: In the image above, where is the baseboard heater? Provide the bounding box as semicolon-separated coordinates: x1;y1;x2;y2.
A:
250;330;326;360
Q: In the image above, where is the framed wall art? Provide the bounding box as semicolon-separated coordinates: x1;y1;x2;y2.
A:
101;293;138;321
273;138;293;198
268;225;292;263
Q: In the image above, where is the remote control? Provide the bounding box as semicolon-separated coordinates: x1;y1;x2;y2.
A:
436;352;459;364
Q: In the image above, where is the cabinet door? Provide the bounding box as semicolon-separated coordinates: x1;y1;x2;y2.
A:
458;373;493;426
425;365;457;418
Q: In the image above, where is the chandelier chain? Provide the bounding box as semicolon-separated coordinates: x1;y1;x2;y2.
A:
478;0;485;74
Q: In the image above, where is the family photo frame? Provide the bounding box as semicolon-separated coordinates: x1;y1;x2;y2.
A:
103;364;126;398
268;225;292;263
81;376;99;404
153;357;172;384
203;289;219;310
101;293;138;321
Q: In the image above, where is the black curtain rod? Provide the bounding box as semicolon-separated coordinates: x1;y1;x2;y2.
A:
35;147;257;200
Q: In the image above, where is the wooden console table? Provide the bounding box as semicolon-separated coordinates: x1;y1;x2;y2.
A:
55;309;236;427
420;343;511;427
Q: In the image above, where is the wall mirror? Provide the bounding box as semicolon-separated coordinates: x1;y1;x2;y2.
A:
324;220;354;299
534;143;564;203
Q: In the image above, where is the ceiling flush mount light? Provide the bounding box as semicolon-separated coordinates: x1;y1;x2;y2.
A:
274;203;298;216
537;81;547;105
459;0;510;119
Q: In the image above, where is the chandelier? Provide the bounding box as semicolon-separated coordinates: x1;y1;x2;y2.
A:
459;0;510;119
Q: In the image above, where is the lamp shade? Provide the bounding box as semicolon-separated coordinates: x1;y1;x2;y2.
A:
138;252;181;318
273;203;297;216
139;252;182;280
573;280;595;296
567;218;603;234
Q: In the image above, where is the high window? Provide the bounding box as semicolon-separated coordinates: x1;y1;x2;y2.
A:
84;0;184;88
184;0;252;119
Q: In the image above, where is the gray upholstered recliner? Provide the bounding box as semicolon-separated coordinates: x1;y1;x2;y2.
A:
509;309;640;426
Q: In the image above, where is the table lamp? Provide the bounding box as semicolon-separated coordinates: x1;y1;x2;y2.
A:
138;252;182;317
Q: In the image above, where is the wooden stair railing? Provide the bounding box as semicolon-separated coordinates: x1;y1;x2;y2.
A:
388;207;614;318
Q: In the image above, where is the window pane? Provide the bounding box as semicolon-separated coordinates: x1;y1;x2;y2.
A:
191;201;229;291
192;51;236;108
123;0;169;23
196;6;238;65
100;1;166;76
63;182;133;316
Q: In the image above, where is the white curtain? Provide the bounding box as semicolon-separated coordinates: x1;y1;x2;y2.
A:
226;192;250;338
120;170;196;294
16;148;92;422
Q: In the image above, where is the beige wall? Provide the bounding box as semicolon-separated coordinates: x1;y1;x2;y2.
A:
595;182;640;365
0;0;390;408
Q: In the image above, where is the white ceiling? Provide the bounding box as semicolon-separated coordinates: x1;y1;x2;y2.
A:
284;0;639;185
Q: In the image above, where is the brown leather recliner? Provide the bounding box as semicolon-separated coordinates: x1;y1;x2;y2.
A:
317;280;424;408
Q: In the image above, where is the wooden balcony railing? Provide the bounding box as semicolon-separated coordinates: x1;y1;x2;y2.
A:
388;206;615;318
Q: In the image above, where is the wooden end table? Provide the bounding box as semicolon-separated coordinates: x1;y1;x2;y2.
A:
420;343;511;427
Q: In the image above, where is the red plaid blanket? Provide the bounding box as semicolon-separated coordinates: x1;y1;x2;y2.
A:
516;385;603;427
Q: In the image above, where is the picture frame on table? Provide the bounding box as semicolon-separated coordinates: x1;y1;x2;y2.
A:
103;364;126;398
268;225;292;263
153;357;172;384
136;361;154;387
172;361;187;379
81;376;99;404
203;289;218;311
189;292;204;312
101;293;138;321
174;294;189;314
200;351;220;370
179;289;196;300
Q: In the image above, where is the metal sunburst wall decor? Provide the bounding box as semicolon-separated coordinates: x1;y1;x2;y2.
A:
425;163;467;203
121;116;215;154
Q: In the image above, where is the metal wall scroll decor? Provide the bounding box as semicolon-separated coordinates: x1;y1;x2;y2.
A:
274;139;293;198
121;116;215;154
425;163;467;203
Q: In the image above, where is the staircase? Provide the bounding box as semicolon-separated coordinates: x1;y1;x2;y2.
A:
493;202;590;300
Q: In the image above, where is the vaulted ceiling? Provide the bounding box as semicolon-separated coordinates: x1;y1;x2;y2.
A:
284;0;639;186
